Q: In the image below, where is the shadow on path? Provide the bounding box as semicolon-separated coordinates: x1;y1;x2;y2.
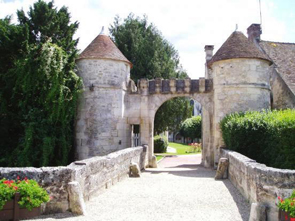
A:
146;164;215;178
221;179;250;221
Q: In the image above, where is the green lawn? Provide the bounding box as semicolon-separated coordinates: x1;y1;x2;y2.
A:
168;142;201;155
156;155;164;161
155;142;201;161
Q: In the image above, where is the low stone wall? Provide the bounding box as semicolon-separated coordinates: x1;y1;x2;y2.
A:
221;149;295;221
68;146;146;201
0;146;146;214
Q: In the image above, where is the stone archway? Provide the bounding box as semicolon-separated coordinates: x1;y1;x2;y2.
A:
148;92;214;168
126;78;214;168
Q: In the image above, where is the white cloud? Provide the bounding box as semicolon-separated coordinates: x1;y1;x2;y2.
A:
0;0;293;78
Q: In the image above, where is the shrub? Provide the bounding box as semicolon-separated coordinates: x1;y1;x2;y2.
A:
0;177;49;211
154;135;168;153
220;109;295;169
277;190;295;218
180;116;202;141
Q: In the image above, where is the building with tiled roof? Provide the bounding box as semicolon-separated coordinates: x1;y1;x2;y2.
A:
247;24;295;109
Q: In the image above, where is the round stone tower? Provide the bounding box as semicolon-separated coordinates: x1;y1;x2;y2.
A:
208;31;272;167
75;28;132;160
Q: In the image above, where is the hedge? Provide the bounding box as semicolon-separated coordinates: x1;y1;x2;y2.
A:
154;135;168;153
220;109;295;169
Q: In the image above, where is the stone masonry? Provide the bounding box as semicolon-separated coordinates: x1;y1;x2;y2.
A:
221;149;295;221
75;28;274;169
0;146;146;214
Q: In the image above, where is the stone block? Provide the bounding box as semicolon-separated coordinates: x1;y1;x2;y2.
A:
150;155;157;168
129;162;140;177
249;203;266;221
199;78;205;92
68;181;87;215
215;158;229;180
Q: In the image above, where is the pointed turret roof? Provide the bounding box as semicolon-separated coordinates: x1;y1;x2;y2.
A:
208;31;271;67
78;28;132;67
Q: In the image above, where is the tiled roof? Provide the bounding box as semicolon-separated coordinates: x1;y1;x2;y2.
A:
77;34;132;67
208;31;271;67
259;41;295;95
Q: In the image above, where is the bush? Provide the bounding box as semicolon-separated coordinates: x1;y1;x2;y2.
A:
220;109;295;169
154;135;168;153
180;116;202;141
0;177;50;211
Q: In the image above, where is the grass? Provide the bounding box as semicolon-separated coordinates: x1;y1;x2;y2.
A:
156;155;164;161
168;142;201;155
155;142;201;162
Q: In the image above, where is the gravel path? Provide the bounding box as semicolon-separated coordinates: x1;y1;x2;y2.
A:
26;154;250;221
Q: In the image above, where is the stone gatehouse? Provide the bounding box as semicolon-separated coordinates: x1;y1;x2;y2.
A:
75;23;294;168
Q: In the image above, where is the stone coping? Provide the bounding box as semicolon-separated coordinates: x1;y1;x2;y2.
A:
221;149;295;182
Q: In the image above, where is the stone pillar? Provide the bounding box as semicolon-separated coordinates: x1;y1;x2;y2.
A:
68;181;87;215
201;101;214;168
139;80;155;167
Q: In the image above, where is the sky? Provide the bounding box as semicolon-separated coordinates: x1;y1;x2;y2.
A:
0;0;294;79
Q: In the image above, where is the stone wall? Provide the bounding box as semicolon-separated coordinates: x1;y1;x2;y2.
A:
0;146;146;214
68;146;146;201
221;149;295;221
271;69;295;109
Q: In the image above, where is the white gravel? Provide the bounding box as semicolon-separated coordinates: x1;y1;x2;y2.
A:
26;154;250;221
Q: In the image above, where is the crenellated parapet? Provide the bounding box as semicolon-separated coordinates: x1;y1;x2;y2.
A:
136;78;213;95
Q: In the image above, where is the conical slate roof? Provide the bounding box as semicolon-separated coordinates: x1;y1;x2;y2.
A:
208;31;271;67
78;32;132;67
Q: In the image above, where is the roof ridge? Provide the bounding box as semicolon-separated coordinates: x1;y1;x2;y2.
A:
260;40;295;45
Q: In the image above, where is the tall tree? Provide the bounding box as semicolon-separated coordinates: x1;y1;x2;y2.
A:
109;14;192;134
154;97;192;134
0;17;25;166
0;0;81;167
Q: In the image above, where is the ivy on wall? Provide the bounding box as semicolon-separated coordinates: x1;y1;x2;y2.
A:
0;0;82;167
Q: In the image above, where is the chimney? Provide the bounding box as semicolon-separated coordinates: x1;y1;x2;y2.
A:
204;45;214;62
247;24;262;43
204;45;214;79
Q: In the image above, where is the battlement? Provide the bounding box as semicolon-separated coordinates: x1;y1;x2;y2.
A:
137;78;213;95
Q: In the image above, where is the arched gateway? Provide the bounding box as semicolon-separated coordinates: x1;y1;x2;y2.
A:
75;29;272;168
